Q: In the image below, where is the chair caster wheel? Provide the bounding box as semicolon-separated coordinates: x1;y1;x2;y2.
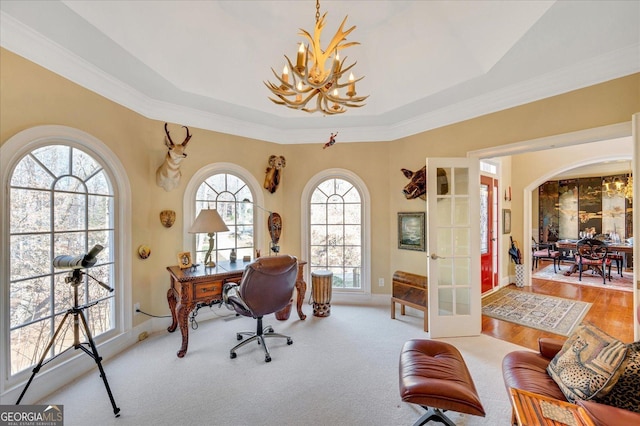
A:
287;338;293;345
230;352;237;359
236;334;242;341
265;355;271;362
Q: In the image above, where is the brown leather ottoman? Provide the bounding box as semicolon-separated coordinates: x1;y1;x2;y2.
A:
399;339;485;426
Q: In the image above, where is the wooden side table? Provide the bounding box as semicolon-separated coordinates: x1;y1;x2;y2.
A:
509;388;595;426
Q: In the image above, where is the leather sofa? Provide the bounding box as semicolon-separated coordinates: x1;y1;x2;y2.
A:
502;337;640;426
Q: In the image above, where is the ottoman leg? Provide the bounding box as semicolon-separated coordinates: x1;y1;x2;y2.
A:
412;406;456;426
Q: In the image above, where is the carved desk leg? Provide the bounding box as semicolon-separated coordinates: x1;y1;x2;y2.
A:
295;264;307;320
176;302;193;358
167;287;179;333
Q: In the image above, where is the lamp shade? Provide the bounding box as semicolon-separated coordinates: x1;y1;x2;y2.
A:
188;209;229;234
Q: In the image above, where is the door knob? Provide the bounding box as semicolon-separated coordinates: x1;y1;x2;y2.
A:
430;253;444;260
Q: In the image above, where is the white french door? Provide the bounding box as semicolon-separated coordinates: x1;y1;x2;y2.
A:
427;157;481;338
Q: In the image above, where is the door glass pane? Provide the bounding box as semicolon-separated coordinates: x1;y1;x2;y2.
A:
437;228;452;257
480;183;488;253
438;198;452;226
437;168;450;196
438;258;453;286
454;168;469;195
438;288;453;315
454;258;470;285
454;198;469;226
454;228;470;256
456;288;470;315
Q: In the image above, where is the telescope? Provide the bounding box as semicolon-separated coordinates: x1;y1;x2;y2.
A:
53;244;104;270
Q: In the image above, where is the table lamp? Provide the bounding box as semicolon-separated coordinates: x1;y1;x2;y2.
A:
188;208;229;267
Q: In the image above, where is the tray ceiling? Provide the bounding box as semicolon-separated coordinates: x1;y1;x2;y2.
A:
1;0;638;144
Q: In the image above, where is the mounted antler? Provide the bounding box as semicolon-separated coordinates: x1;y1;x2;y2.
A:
164;122;191;149
156;123;192;192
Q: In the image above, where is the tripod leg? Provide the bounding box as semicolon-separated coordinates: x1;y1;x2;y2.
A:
16;311;72;405
78;311;121;417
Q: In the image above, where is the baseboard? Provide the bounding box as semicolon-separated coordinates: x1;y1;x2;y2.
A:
0;322;153;405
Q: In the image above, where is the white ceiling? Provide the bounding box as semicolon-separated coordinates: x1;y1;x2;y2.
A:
1;0;638;144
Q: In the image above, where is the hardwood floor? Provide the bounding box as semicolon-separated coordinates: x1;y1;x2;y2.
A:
482;261;634;350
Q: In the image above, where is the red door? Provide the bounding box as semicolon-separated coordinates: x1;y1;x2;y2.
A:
480;175;497;293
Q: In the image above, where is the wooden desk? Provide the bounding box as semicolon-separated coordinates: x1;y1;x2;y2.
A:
167;259;307;358
510;388;595;426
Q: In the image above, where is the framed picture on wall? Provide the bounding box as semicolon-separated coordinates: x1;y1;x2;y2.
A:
503;209;512;234
398;212;426;251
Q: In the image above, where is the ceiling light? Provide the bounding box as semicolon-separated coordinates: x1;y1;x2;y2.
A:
264;0;368;115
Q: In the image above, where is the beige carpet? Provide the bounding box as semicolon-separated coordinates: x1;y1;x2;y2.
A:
37;301;526;425
532;264;633;292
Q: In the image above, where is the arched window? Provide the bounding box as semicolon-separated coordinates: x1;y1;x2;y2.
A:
184;163;263;264
1;126;130;384
302;169;370;294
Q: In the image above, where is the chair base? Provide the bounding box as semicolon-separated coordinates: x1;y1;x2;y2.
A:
412;406;456;426
230;317;292;362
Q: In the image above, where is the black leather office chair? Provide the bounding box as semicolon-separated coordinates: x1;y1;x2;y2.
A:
223;255;298;362
575;238;609;284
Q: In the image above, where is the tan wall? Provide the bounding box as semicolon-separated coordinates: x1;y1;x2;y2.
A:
2;48;639;326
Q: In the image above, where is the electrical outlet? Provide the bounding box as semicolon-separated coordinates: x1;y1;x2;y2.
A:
378;278;384;287
134;302;140;316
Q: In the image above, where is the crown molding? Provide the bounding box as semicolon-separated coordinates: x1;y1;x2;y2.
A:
2;11;638;145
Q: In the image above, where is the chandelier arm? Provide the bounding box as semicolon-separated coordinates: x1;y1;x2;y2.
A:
324;15;358;57
266;70;294;93
323;96;345;115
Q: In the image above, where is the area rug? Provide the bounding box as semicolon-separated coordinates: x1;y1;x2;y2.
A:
532;264;633;292
482;288;591;336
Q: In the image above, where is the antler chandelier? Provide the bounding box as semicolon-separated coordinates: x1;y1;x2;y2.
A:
264;0;368;115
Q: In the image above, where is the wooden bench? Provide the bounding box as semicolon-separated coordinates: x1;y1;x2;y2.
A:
390;270;428;332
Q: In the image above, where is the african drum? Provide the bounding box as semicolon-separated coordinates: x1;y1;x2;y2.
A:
311;270;333;317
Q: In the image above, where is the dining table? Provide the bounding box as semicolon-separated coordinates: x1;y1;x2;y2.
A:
554;239;634;277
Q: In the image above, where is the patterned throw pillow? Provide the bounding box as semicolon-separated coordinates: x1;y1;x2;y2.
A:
547;323;628;403
592;341;640;412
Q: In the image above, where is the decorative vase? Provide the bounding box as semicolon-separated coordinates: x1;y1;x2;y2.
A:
230;249;237;263
515;264;525;288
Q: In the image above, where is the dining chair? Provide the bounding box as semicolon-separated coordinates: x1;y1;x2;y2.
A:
575;238;610;284
531;238;561;273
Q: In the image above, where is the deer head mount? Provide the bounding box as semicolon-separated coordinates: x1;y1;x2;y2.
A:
156;123;192;192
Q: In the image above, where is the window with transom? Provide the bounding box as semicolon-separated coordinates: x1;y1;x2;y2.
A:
7;144;115;376
309;178;363;290
193;173;255;264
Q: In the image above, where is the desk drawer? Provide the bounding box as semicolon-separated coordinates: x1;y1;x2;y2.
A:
193;281;222;300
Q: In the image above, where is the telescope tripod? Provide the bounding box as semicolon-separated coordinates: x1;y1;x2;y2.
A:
16;269;121;417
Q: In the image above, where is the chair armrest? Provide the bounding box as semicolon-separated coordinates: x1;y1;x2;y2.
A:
577;400;640;426
538;337;566;359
